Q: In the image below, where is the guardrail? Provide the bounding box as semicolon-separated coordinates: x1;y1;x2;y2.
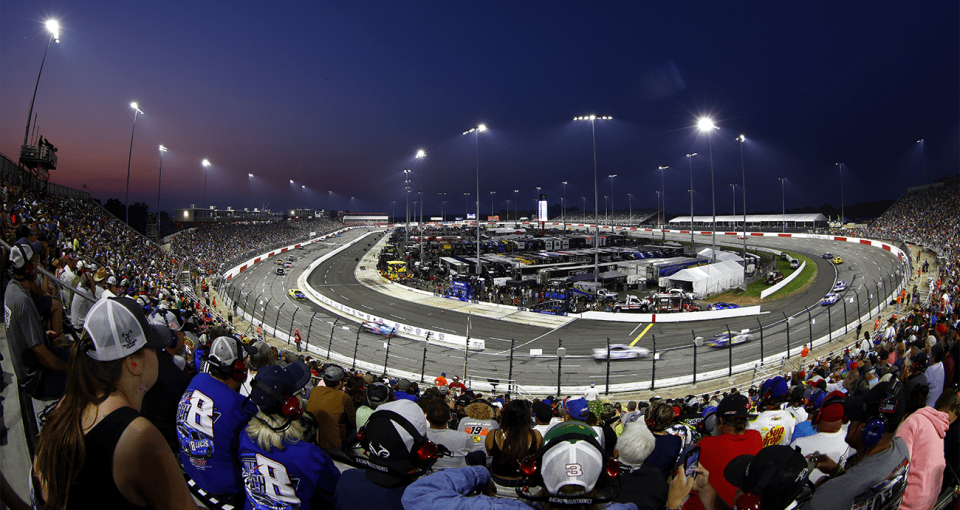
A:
761;261;807;299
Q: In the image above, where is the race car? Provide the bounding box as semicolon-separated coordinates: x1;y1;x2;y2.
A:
288;289;306;300
705;330;754;348
832;281;847;292
592;344;651;360
361;320;397;338
708;302;740;311
276;267;285;275
284;262;293;268
821;293;840;306
275;258;284;265
821;252;834;259
831;257;843;264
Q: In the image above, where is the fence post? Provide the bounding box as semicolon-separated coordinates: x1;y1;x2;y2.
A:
557;339;563;397
420;341;428;384
691;330;698;386
383;334;392;373
352;326;361;371
756;318;764;362
842;297;848;334
807;309;814;347
651;335;656;391
867;282;873;317
507;339;515;396
305;313;315;349
783;312;791;359
288;308;299;341
726;323;733;377
328;317;340;357
274;303;285;338
853;288;862;321
260;297;270;324
605;337;611;395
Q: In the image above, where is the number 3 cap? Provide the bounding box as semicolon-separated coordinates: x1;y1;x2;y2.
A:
84;297;173;361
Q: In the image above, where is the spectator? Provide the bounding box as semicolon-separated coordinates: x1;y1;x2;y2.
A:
787;385;809;423
395;378;418;402
177;336;254;501
240;340;277;397
685;393;762;509
239;360;341;509
895;389;958;510
532;401;556;437
902;352;930;415
789;391;855;484
459;400;500;462
585;381;600;400
434;372;447;388
32;297;201;510
306;364;356;449
334;400;436;510
486;399;543;493
613;415;668;510
926;342;946;408
401;421;636;509
140;309;193;452
802;380;910;510
358;381;393;429
422;396;472;470
4;239;69;400
565;397;606;448
448;374;466;394
642;401;683;479
721;445;811;510
748;376;798;446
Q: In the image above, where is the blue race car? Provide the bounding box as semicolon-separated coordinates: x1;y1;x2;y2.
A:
361;320;397;338
288;288;306;300
821;252;834;259
708;302;740;311
176;423;213;460
832;281;847;293
705;331;753;348
821;293;840;306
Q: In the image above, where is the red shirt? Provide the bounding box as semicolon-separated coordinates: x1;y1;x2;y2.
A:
684;430;762;509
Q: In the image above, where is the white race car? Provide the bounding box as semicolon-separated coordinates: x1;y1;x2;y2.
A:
821;293;840;306
832;281;847;292
592;344;651;360
705;331;754;348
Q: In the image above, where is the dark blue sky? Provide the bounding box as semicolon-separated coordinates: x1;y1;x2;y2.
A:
2;1;957;218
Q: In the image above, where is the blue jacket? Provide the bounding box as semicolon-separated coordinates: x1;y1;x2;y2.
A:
401;466;638;510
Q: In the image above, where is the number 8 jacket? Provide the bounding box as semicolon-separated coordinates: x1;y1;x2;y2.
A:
177;336;254;495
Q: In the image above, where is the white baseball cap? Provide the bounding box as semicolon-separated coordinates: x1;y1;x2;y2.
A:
84;298;172;361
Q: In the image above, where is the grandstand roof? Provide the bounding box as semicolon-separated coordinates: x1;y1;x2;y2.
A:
669;213;827;223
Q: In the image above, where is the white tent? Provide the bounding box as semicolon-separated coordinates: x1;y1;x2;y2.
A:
697;248;743;263
663;260;744;298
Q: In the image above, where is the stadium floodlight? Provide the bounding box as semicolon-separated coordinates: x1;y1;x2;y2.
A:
696;117;718;262
574;114;612;285
125;102;144;226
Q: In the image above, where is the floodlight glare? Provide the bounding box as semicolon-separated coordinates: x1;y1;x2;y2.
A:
159;144;167;152
477;124;487;132
45;20;60;40
202;159;211;167
416;149;426;158
697;117;716;131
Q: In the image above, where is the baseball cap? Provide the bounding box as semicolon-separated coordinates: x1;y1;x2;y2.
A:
106;275;118;286
540;422;605;494
684;395;700;408
398;379;411;391
83;297;170;361
844;380;906;426
819;391;846;422
760;376;790;401
9;240;36;268
803;387;827;408
249;360;310;415
533;401;554;423
367;382;392;405
717;394;755;419
724;445;809;510
208;336;252;370
323;364;346;385
151;309;183;332
566;397;590;420
360;400;429;485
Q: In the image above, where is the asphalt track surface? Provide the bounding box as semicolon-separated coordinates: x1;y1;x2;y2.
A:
224;228;906;390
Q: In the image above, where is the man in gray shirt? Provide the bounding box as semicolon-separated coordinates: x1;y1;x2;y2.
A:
3;241;69;399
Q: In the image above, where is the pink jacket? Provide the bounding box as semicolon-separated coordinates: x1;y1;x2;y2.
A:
896;406;951;510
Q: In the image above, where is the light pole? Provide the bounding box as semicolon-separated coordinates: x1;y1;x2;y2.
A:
390;200;396;223
659;165;669;240
125;102;144;225
404;169;412;248
289;180;295;214
438;192;447;221
490;191;497;218
604;196;609;223
301;185;306;210
464;192;470;219
535;186;541;222
627;193;633;226
608;174;617;223
416;149;426;267
202;158;211;208
582;197;586;220
737;135;747;265
463;124;487;277
778;177;787;233
574;115;611;286
917;139;927;186
561;181;568;233
653;191;659;228
248;173;254;213
686;153;697;255
697;117;718;263
729;184;737;220
22;20;61;150
155;145;167;243
836;162;844;226
513;189;519;222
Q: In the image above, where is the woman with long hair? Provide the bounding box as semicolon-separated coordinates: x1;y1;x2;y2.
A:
486;400;543;493
32;297;200;510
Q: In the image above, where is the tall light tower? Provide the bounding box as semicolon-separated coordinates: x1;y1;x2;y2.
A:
917;139;927;186
155;144;167;243
463;124;487;277
248;173;254;213
438;192;447;221
22;20;61;150
729;184;737;218
574;115;611;286
779;177;787;233
125;102;144;225
608;174;617;224
416;149;426;266
696;117;718;263
659;165;669;241
513;189;520;222
737;135;747;265
390;200;396;224
490;191;497;218
561;181;568;234
836;162;844;227
404;169;412;248
686;153;697;255
464;192;471;219
628;193;633;226
201;158;211;208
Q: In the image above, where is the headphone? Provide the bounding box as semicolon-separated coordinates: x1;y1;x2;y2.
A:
646;402;674;431
10;243;36;276
355;410;438;476
250;378;303;421
814;394;847;426
516;431;620;504
207;337;249;382
861;379;903;448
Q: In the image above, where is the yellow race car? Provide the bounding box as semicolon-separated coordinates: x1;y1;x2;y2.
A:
832;257;843;264
288;289;306;300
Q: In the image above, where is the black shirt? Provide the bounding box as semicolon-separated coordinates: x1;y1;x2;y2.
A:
141;349;193;451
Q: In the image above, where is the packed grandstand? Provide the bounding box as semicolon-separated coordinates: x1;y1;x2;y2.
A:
2;172;958;510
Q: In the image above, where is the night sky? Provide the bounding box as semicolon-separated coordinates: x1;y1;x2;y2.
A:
2;1;958;219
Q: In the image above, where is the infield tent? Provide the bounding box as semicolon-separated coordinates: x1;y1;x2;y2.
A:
662;260;744;298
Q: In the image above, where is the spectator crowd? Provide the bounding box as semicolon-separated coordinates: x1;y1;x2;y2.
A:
3;173;960;509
